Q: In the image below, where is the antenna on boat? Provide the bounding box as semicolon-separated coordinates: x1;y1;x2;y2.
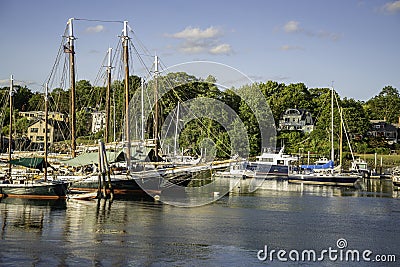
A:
68;18;77;157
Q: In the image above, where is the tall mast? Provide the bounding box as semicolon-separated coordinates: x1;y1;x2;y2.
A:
8;75;13;178
174;102;180;157
339;107;343;169
44;83;49;182
154;55;159;160
331;85;334;164
68;18;77;157
141;78;145;142
105;47;112;143
122;21;131;170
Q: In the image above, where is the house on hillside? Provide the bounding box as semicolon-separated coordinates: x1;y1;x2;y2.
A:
368;120;399;145
27;119;69;147
278;108;314;133
91;111;106;134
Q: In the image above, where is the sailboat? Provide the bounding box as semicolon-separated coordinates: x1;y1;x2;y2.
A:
0;77;68;199
288;87;361;186
47;19;235;198
55;19;158;198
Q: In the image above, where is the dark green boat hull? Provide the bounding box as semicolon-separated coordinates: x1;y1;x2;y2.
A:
0;182;68;199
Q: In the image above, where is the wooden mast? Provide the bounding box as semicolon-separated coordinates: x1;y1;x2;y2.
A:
44;83;49;182
105;48;112;143
8;75;13;178
68;18;77;157
122;21;131;171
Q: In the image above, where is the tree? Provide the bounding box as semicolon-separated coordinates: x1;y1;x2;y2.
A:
13;85;33;111
366;86;400;123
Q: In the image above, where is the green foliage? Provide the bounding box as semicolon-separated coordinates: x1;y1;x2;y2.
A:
366;85;400;123
0;75;399;158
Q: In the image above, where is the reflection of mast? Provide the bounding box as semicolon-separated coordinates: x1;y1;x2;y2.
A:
105;48;112;143
8;75;13;178
154;55;159;159
122;21;131;171
67;18;77;157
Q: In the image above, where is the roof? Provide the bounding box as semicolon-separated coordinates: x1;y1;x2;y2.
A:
280;108;313;121
28;118;68;129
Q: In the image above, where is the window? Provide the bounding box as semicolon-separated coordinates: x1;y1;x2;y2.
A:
36;136;44;141
262;158;273;162
30;128;38;133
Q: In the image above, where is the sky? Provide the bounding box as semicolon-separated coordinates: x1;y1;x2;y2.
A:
0;0;399;101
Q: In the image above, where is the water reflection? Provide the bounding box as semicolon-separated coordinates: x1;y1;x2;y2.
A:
0;178;399;266
257;178;399;198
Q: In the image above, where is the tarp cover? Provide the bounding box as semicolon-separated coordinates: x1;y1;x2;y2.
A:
9;157;45;170
301;160;334;170
61;150;125;167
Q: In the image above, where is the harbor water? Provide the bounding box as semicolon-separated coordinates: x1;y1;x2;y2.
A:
0;178;399;266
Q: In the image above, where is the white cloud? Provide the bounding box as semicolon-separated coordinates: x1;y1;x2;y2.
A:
0;79;37;87
166;26;221;40
382;1;400;13
283;21;301;33
166;26;232;55
280;45;304;51
209;44;232;55
85;25;105;33
0;79;9;87
180;42;206;54
282;20;341;41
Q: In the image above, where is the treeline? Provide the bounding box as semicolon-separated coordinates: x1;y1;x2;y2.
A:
0;73;399;158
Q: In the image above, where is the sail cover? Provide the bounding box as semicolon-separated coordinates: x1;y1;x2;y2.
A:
9;157;45;170
61;150;125;167
301;160;334;170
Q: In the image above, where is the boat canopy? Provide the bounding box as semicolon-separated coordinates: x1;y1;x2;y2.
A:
60;146;153;167
61;150;125;167
9;157;45;170
301;160;334;170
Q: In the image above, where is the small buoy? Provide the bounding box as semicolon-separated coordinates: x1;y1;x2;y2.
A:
154;195;160;201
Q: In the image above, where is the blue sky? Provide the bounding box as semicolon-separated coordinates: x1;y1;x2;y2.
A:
0;0;399;101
